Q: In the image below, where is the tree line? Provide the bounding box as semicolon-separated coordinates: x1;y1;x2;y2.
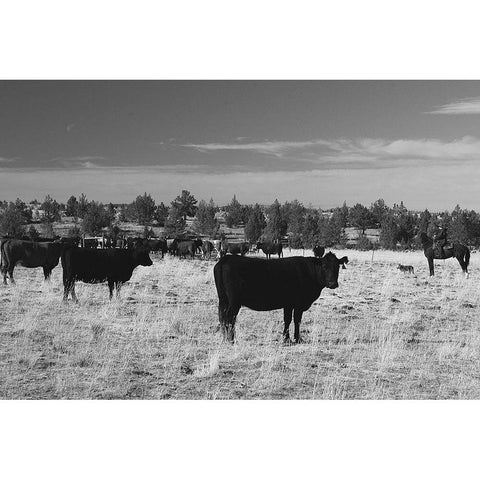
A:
2;192;480;250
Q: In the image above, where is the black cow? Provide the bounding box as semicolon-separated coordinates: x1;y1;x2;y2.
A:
256;241;283;259
147;239;168;258
176;239;202;259
313;245;325;258
201;240;215;259
61;246;153;301
220;241;250;258
214;252;348;343
83;238;99;249
60;237;81;248
1;239;65;284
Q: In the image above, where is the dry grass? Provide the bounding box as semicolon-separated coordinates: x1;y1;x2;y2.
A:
1;248;479;399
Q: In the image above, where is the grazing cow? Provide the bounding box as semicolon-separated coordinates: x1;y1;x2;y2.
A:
147;239;168;258
176;239;202;259
214;252;348;343
61;246;153;301
313;245;325;258
256;241;283;259
397;264;414;274
1;239;64;284
201;240;215;259
220;241;250;258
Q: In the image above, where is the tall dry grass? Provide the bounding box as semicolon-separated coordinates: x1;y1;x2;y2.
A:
0;248;479;399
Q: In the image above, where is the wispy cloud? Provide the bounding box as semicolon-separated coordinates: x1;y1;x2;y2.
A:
0;156;17;163
427;97;480;114
49;156;106;168
180;136;480;169
180;139;331;157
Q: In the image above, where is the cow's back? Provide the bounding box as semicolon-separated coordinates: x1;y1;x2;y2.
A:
215;255;320;311
4;240;63;268
62;248;136;283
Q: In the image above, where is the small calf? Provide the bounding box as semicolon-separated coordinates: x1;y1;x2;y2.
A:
397;264;414;274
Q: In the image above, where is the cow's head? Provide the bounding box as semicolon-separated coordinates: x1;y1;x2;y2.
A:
319;252;348;289
132;247;153;266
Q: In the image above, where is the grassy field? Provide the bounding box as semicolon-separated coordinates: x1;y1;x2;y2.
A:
1;247;479;399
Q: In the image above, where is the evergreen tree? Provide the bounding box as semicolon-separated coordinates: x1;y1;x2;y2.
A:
370;198;389;226
41;195;61;223
65;195;78;217
27;225;40;240
264;199;287;240
164;204;186;236
155;202;169;226
134;192;156;225
301;211;320;247
379;212;399;249
82;202;113;235
171;190;198;220
193;199;219;236
244;204;266;242
77;193;89;219
348;203;373;234
225;194;243;228
0;202;26;237
15;198;32;223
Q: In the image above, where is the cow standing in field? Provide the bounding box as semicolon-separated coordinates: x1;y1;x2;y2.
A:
214;252;348;343
220;241;250;258
0;239;65;284
256;241;283;259
176;239;202;259
61;246;153;301
201;240;215;259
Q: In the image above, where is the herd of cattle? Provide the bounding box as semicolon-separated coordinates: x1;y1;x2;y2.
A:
0;234;343;343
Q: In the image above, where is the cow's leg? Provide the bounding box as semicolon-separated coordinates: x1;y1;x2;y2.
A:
7;266;14;284
63;278;76;302
2;264;7;285
115;282;122;298
293;309;305;343
427;257;434;276
43;266;51;281
283;307;293;343
108;279;115;300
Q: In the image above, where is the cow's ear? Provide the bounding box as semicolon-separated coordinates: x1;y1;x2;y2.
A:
339;256;348;269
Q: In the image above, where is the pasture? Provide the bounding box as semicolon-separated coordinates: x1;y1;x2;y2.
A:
1;248;479;399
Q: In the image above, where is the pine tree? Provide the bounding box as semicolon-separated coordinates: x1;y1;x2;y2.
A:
244;204;266;242
0;202;26;237
225;194;243;228
264;199;287;240
134;192;156;225
193;199;219;236
82;202;113;235
164;204;186;236
171;190;198;220
65;195;79;217
41;195;61;223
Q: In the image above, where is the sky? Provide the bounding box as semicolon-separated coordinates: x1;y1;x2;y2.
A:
2;80;480;210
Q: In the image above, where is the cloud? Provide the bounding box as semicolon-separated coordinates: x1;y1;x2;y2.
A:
427;97;480;114
48;156;106;168
179;136;480;170
0;157;16;163
180;139;331;157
